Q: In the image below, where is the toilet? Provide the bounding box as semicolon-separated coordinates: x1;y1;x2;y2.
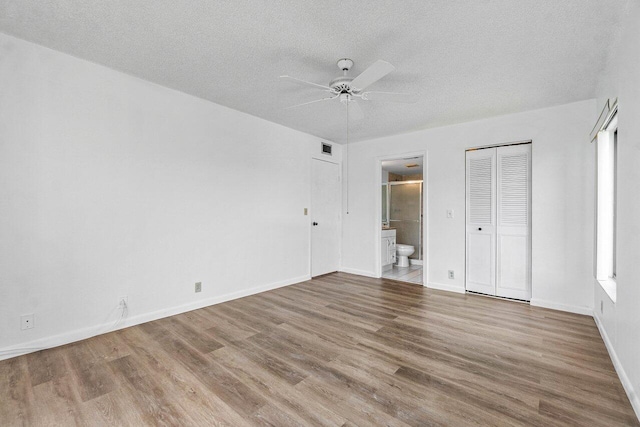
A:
395;244;415;267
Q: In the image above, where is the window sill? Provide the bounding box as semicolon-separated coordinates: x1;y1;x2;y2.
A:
597;278;617;303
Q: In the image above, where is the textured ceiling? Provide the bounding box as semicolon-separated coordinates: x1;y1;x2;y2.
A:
382;157;424;176
0;1;627;143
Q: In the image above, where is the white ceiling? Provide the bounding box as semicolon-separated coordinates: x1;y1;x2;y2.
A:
382;157;424;176
0;1;627;143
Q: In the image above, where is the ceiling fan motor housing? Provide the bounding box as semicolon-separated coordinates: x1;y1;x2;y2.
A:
330;76;355;94
331;58;357;94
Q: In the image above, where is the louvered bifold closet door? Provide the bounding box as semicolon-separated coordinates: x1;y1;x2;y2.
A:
465;148;497;295
496;144;531;300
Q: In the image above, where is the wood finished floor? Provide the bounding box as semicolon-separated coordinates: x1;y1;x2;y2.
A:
1;272;638;426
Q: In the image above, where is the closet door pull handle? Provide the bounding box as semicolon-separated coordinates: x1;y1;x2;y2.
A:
478;227;482;231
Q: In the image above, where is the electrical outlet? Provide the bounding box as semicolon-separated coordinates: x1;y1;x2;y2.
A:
21;314;34;330
195;282;202;293
448;270;455;279
446;209;454;219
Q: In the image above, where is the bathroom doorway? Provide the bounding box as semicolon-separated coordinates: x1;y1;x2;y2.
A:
378;154;425;285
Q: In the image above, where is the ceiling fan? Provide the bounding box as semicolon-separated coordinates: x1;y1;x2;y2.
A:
280;58;417;119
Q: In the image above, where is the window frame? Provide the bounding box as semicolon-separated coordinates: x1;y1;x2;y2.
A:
595;111;618;302
612;128;617;280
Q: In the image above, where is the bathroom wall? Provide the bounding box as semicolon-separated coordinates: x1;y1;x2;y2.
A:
388;172;422;181
0;33;341;358
388;181;423;260
384;169;424;259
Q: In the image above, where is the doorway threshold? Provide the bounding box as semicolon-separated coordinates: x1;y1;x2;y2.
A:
381;264;423;285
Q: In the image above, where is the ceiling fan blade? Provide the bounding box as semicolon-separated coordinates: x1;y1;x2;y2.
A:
280;75;333;91
361;91;419;103
284;95;338;110
350;60;395;92
347;100;364;121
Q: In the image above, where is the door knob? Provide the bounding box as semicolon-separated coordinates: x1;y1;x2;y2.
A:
478;227;482;231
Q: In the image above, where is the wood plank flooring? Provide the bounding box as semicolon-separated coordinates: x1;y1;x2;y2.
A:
1;272;638;426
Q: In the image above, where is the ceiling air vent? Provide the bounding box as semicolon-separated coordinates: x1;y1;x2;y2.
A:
321;142;332;156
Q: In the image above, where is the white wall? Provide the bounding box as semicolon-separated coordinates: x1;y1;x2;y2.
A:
342;99;595;313
593;0;640;418
0;33;340;357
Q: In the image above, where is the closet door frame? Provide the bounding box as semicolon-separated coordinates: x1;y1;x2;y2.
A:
465;141;532;300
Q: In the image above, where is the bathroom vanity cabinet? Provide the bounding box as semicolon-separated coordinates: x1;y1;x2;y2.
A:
381;229;397;271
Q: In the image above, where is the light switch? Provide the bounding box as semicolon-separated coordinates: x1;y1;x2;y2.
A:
304;208;308;215
447;209;454;218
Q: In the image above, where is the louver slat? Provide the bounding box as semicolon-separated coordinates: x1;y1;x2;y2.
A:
469;157;493;224
500;153;528;226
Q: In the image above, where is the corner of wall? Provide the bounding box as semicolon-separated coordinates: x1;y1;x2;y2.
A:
529;299;593;316
427;282;465;294
339;267;378;278
594;313;640;421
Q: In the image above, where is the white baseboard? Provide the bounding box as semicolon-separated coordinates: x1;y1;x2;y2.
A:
339;267;379;278
409;259;423;266
529;298;593;316
0;274;310;361
594;314;640;422
427;281;465;294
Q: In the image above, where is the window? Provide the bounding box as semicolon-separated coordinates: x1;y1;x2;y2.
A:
612;129;617;279
595;110;618;302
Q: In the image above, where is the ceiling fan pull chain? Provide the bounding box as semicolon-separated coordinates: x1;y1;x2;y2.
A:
346;97;350;215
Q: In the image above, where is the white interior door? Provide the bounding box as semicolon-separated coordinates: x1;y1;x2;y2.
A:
311;159;341;277
466;148;497;295
496;144;531;299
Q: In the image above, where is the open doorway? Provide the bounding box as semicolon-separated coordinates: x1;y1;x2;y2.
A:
378;155;425;284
